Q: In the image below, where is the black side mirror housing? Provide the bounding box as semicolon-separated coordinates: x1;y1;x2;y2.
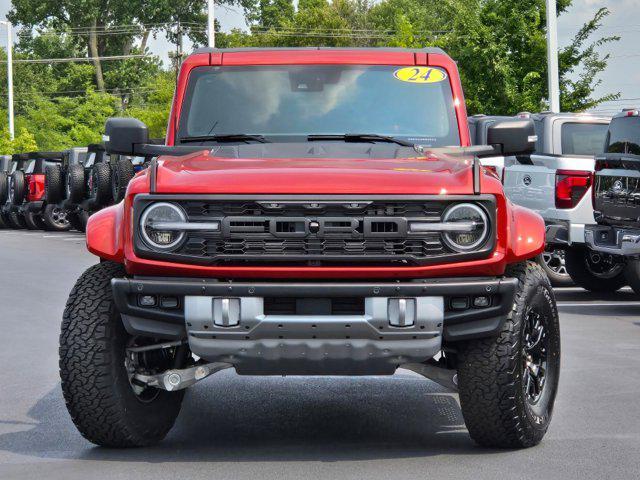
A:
486;119;537;156
104;118;149;155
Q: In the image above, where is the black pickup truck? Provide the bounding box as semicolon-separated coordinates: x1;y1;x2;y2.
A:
585;110;640;294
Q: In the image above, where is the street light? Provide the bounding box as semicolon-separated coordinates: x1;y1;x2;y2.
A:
546;0;560;113
207;0;215;48
0;21;14;140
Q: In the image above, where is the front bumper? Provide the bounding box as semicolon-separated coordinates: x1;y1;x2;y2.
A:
112;276;518;375
585;225;640;257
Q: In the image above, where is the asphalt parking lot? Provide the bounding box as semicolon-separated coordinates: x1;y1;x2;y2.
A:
1;230;639;480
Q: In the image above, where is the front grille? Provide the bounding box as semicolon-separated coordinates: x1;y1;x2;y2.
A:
133;196;496;266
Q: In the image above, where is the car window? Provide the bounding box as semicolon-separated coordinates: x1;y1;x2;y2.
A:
606;116;640;155
561;122;609;155
23;160;36;174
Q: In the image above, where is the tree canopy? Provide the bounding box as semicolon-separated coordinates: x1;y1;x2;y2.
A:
0;0;621;153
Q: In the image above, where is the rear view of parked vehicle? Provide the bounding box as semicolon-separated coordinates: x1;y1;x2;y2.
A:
585;109;640;295
0;155;12;228
2;154;29;229
44;147;87;231
502;112;617;289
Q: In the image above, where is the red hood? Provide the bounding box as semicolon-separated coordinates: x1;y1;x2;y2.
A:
154;150;476;195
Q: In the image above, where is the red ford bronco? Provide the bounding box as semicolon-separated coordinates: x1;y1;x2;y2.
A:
60;48;560;449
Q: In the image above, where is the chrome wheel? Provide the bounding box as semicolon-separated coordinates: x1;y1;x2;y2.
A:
51;207;69;227
522;308;548;405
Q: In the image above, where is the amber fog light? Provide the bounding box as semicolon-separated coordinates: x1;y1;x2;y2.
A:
442;203;489;252
140;202;187;250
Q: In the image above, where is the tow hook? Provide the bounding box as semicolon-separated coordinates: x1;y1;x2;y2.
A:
133;362;232;392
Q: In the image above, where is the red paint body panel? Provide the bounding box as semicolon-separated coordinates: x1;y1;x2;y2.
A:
25;174;45;202
87;48;545;278
153;151;475;195
86;202;126;262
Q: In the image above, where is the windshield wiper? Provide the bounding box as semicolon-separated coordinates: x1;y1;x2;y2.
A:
307;133;416;147
179;134;269;144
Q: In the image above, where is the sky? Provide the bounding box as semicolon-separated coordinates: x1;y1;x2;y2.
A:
1;0;639;114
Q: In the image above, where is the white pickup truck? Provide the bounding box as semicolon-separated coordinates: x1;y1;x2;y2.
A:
501;112;627;291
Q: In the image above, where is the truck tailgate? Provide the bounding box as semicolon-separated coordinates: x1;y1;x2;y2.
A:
503;154;595;216
594;154;640;227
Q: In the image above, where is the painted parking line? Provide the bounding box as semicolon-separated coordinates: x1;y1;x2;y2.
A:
558;302;640;307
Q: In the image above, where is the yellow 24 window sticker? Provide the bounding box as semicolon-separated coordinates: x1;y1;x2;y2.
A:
393;67;447;84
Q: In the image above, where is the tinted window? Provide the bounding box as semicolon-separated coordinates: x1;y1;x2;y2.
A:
606;116;640;155
179;65;460;147
561;122;608;155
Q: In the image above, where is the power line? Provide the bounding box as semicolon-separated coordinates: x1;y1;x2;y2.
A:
0;54;152;64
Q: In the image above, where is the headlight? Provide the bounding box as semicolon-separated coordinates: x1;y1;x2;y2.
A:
140;202;187;250
441;203;489;252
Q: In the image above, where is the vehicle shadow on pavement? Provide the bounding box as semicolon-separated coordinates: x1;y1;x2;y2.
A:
0;370;485;462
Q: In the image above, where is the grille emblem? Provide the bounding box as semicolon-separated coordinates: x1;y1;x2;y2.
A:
523;175;532;186
612;180;623;192
309;221;320;234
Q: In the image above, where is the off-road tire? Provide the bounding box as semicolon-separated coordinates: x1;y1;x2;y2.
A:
111;158;135;203
535;249;573;287
60;261;185;447
45;164;64;203
90;162;113;206
564;248;626;292
625;260;640;296
24;211;46;230
66;164;86;203
0;171;8;203
68;209;89;233
457;261;561;448
41;204;70;231
9;170;25;205
7;211;26;229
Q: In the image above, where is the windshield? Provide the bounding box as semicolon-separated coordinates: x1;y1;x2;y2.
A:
561;122;609;156
606;116;640;155
178;65;460;147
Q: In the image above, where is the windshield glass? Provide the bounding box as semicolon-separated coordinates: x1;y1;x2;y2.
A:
606;116;640;155
561;122;608;155
178;65;460;147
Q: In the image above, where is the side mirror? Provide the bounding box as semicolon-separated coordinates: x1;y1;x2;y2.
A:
486;119;537;156
103;118;149;155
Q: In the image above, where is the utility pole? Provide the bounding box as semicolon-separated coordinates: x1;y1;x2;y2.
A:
546;0;560;113
1;21;14;140
207;0;215;48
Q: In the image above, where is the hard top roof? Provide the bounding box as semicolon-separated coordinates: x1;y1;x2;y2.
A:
26;151;64;160
192;46;448;56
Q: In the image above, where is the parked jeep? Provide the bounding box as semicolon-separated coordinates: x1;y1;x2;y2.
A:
15;151;74;231
1;154;29;228
61;48;560;449
585;109;640;295
44;147;88;231
501;112;615;289
0;155;12;227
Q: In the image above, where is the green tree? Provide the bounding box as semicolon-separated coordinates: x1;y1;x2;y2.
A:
0;127;38;154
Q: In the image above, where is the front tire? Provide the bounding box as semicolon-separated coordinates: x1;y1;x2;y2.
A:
457;262;561;448
24;211;46;230
564;247;626;292
60;262;185;447
625;260;640;296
